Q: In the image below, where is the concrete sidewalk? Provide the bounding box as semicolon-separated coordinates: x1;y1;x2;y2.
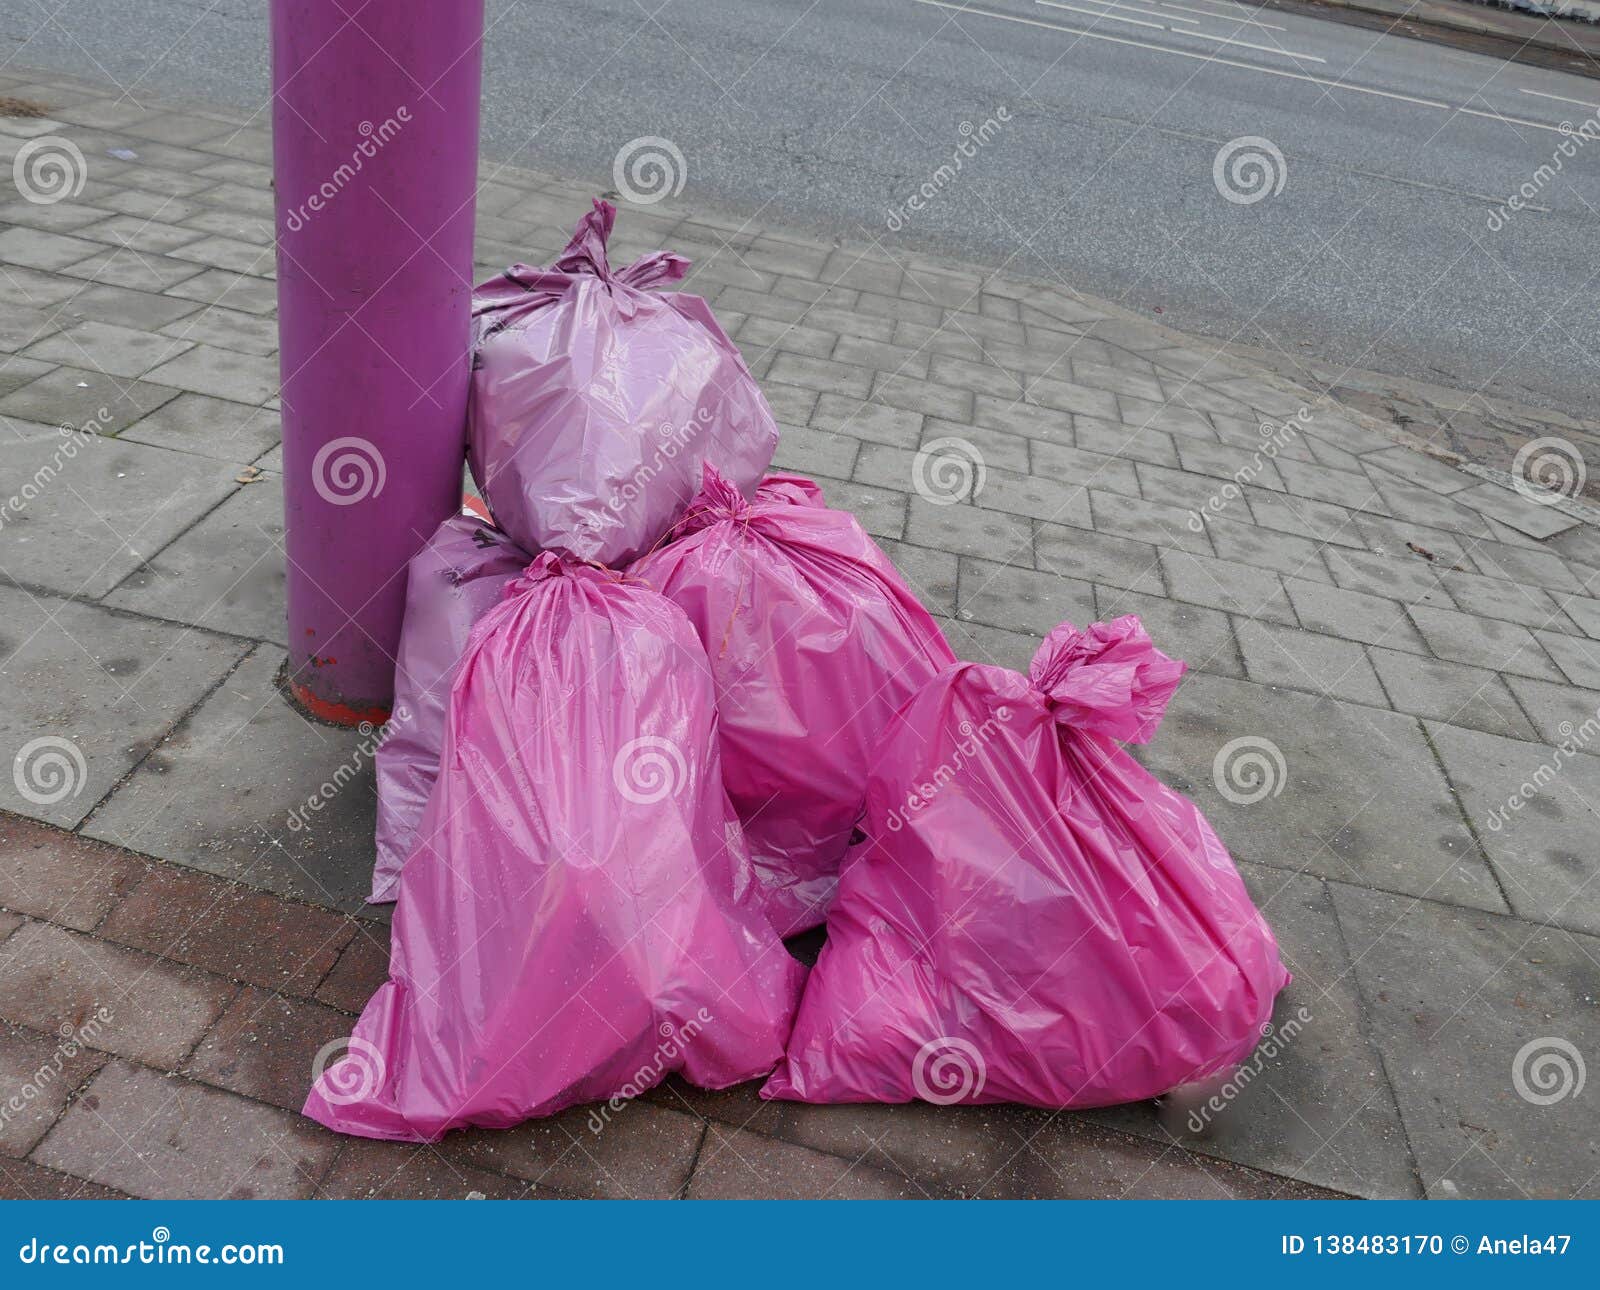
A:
2;69;1597;1201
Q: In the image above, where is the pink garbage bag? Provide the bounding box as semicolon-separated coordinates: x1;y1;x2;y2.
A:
631;465;956;937
469;199;778;565
307;553;804;1142
764;616;1289;1108
369;504;529;904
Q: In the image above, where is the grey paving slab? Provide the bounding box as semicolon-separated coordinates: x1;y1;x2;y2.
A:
1367;647;1538;741
1504;675;1600;753
874;538;957;617
0;365;180;435
1556;593;1600;641
0;434;241;598
904;495;1030;562
1470;539;1595;598
1535;629;1600;690
22;319;190;379
1242;488;1368;549
1331;884;1600;1198
0;585;246;828
1361;447;1475;495
955;557;1096;639
1093;584;1244;679
936;616;1038;672
1355;514;1489;573
924;417;1029;477
1172;437;1285;493
1031;439;1140;499
1073;414;1179;468
1438;568;1576;635
1427;721;1600;936
771;422;860;479
1323;547;1455;610
142;344;278;405
975;466;1094;529
970;395;1072;445
1368;473;1496;540
1135;673;1506;913
1451;481;1580;541
1206;517;1332;585
53;282;203;333
116;391;279;463
1235;620;1388;707
161;305;278;357
1282;576;1429;654
806;474;907;542
1035;521;1164;596
1273;457;1388;514
1157;550;1297;626
103;480;284;645
60;247;207;294
164;268;277;316
83;645;380;914
1407;605;1562;682
0;226;103;271
1092;866;1420;1198
1088;489;1212;556
809;392;921;449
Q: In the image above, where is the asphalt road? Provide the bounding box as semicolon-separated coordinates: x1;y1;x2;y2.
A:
4;0;1599;418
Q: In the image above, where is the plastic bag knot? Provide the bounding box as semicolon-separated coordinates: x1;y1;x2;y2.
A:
1026;615;1186;743
670;462;753;539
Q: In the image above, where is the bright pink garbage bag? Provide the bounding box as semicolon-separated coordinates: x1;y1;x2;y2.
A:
369;506;529;904
468;199;778;566
763;615;1289;1108
630;465;956;938
306;553;804;1142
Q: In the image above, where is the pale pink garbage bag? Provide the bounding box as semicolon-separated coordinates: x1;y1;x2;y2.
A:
764;616;1290;1108
307;554;804;1141
369;503;528;904
468;199;778;566
630;465;956;937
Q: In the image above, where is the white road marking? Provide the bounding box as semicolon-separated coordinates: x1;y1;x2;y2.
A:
1035;0;1165;30
1519;86;1600;111
1183;29;1326;62
908;0;1573;134
1151;0;1287;29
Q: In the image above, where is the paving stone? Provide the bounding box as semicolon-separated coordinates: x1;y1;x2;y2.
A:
1503;675;1600;752
1091;866;1419;1197
1362;446;1474;494
0;813;146;932
923;416;1029;476
1035;521;1164;596
1073;413;1179;468
116;390;280;463
0;1021;109;1158
1173;437;1286;493
766;352;871;400
759;380;817;426
1555;592;1600;641
1439;568;1574;635
74;213;205;257
1089;489;1212;555
1323;547;1455;611
835;334;930;378
1158;550;1296;626
1283;577;1429;653
1031;438;1140;498
1427;721;1600;936
160;305;278;357
61;248;206;293
850;442;920;494
0;226;103;271
936;616;1039;670
165;267;277;315
0;364;180;435
0;302;59;353
1355;514;1482;572
1368;473;1495;540
975;466;1093;529
1534;629;1600;690
34;1061;334;1199
83;646;381;913
955;557;1096;638
169;234;272;276
0;356;52;399
809;392;921;449
1235;620;1388;706
1206;517;1331;584
772;421;860;479
185;987;355;1112
0;587;246;828
805;474;907;541
0;1157;127;1199
971;395;1072;445
1407;605;1561;682
100;862;354;995
874;538;958;616
870;372;974;422
1368;648;1538;741
1094;584;1244;678
1137;461;1237;515
142;344;278;404
1135;673;1505;911
929;353;1028;402
0;919;234;1068
52;281;202;333
686;1124;922;1199
22;319;189;379
1452;481;1579;540
0;264;91;311
1273;457;1386;513
904;495;1030;563
314;924;390;1013
453;1100;703;1199
319;1138;532;1200
1331;884;1600;1197
1476;540;1595;598
1244;488;1368;548
102;480;285;644
737;315;834;360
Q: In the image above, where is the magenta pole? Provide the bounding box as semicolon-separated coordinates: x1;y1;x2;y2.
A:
270;0;485;725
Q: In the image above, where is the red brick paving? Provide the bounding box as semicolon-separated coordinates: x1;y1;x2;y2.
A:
0;812;1345;1200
